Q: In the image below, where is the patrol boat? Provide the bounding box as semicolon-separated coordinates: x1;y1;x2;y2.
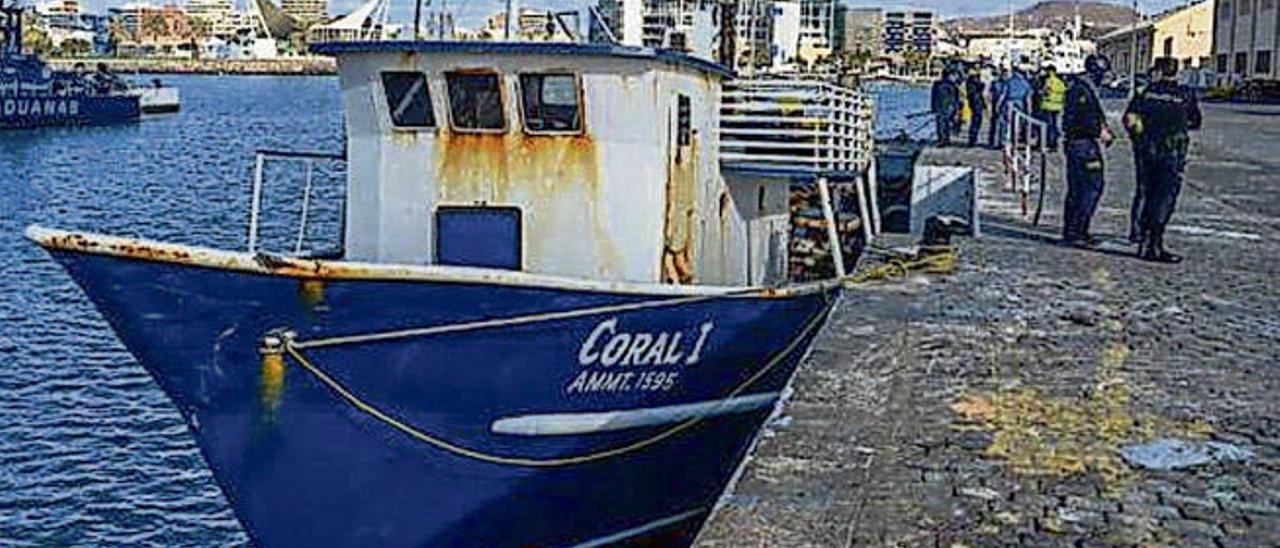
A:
27;34;877;546
0;4;178;129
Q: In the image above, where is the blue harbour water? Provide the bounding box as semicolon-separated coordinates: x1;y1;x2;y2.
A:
869;82;934;141
0;75;343;546
0;76;926;545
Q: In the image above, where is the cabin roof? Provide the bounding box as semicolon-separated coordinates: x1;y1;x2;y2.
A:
310;40;734;79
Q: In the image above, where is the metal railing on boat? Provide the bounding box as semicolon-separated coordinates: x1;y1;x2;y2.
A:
719;77;881;269
720;78;875;174
247;148;347;256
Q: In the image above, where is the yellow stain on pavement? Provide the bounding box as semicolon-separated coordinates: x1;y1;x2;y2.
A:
1089;267;1116;291
953;341;1211;490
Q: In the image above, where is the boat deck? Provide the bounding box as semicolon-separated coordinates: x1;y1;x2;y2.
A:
696;101;1280;546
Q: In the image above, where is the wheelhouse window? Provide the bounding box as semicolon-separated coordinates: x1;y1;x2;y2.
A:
446;72;506;132
380;72;435;128
519;73;583;133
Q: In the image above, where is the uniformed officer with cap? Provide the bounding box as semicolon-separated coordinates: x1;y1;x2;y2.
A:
1123;57;1202;263
1060;54;1115;247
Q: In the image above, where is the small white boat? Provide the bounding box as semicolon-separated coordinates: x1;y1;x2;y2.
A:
130;83;181;115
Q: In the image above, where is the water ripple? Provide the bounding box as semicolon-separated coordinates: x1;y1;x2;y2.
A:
1;75;339;546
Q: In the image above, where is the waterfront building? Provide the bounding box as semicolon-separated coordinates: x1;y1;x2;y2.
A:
594;0;720;59
36;0;81;28
732;0;773;68
185;0;230;23
185;0;244;39
883;8;935;55
963;30;1052;66
484;8;551;39
769;0;799;67
797;0;832;61
281;0;324;24
1098;0;1213;80
595;0;790;69
108;3;195;57
1213;0;1276;82
834;6;884;57
592;0;832;68
33;0;110;54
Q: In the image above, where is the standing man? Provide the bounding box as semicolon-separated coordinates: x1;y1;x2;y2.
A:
1124;57;1202;263
1005;66;1033;144
953;69;968;141
931;70;959;147
967;67;987;147
989;67;1010;149
1126;68;1154;243
1060;54;1115;247
1039;65;1068;150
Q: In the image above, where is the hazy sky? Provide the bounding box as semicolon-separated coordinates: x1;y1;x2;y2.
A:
70;0;1200;27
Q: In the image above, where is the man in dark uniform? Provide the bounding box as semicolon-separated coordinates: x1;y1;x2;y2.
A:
931;70;959;147
1124;57;1202;263
966;68;987;147
1126;68;1154;243
1060;54;1115;247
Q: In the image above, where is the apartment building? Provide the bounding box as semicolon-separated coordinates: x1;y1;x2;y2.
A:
1213;0;1277;81
883;8;935;55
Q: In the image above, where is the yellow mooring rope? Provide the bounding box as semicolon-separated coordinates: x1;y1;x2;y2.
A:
842;245;958;285
263;246;956;468
272;295;834;468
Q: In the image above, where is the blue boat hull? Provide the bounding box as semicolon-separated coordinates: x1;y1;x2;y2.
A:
0;95;140;129
42;245;836;547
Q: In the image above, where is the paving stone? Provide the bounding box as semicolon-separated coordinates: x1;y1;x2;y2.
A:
1160;518;1225;541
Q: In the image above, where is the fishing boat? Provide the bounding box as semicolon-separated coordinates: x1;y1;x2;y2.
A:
0;4;179;129
27;28;878;547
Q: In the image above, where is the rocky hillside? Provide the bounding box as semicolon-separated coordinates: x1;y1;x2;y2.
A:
946;1;1140;39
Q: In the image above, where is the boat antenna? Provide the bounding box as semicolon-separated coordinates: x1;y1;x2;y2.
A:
1128;0;1139;97
504;0;513;40
414;0;428;40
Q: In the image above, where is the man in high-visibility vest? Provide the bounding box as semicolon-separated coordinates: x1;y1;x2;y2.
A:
1038;65;1068;150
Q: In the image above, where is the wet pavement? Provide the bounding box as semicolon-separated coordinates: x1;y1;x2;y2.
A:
696;102;1280;546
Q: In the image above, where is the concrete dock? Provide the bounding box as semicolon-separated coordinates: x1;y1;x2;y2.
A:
696;101;1280;546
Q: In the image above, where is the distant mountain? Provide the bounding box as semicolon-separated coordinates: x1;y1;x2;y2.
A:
946;1;1140;39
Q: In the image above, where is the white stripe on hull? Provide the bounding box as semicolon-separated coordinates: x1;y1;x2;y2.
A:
491;392;780;436
569;508;706;548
